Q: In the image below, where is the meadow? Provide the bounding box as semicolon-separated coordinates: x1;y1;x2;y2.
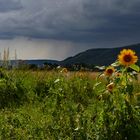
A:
0;49;140;140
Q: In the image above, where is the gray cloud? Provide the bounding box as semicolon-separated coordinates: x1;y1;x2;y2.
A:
0;0;22;12
0;0;140;44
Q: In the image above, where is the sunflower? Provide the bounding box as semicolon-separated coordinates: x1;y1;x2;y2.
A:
115;72;121;78
118;49;138;66
104;66;115;76
107;82;114;92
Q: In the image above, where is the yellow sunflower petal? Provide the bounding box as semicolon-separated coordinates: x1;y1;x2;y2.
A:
104;66;115;76
118;49;138;66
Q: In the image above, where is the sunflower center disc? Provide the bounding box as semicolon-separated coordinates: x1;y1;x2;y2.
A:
123;55;132;62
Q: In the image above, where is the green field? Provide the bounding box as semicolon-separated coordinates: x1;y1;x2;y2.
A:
0;69;140;140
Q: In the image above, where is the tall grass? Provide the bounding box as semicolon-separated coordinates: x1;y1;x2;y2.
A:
0;66;140;139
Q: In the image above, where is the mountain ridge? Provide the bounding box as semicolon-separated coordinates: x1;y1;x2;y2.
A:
14;43;140;66
61;43;140;66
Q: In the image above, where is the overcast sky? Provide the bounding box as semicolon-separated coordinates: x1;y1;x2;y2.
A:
0;0;140;60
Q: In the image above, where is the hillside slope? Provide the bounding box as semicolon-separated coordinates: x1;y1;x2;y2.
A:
61;44;140;66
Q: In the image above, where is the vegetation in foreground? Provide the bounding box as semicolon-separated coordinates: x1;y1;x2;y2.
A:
0;49;140;140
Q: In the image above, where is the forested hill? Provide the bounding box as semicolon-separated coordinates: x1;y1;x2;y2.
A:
61;43;140;66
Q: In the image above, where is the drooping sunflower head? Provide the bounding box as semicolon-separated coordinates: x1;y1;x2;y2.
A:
118;49;138;66
104;66;115;76
107;82;114;92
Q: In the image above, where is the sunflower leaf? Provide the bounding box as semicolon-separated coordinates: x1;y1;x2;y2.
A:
95;66;105;70
129;64;139;72
111;61;120;67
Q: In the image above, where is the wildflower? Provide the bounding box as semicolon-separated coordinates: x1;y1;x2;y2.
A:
118;49;138;66
104;66;115;76
107;82;114;92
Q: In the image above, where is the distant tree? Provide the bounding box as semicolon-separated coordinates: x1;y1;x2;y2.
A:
28;64;38;70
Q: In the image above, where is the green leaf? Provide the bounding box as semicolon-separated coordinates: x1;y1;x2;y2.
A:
95;66;105;70
111;61;120;67
126;84;134;95
93;82;102;90
129;64;139;72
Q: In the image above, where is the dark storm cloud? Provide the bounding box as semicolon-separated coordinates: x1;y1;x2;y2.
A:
0;0;140;44
0;0;22;12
